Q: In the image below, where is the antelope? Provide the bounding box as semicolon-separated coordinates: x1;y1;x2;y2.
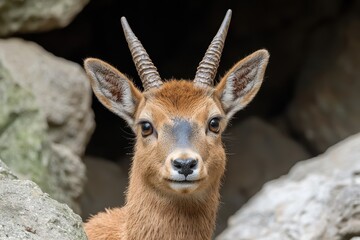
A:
84;9;269;240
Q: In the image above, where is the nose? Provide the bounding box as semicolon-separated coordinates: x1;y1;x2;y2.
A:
172;158;198;177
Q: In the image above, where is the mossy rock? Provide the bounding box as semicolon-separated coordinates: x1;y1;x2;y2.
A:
0;63;85;212
0;159;87;240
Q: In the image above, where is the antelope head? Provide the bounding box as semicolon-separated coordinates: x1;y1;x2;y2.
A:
84;10;269;196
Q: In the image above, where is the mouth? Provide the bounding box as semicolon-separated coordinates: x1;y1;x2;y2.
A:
165;178;202;184
165;177;204;193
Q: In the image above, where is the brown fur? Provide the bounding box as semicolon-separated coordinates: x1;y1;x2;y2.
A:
85;81;226;240
83;50;269;240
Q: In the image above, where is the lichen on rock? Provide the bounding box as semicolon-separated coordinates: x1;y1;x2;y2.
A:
0;63;51;188
0;159;87;240
0;39;91;213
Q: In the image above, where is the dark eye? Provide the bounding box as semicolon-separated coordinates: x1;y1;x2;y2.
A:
140;122;153;137
208;118;220;133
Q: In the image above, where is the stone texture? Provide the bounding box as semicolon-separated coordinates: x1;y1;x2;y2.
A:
0;158;17;181
80;156;128;221
0;158;87;240
0;39;90;213
49;143;86;209
0;38;95;156
0;0;89;36
287;16;360;153
0;63;51;188
216;117;310;235
217;132;360;240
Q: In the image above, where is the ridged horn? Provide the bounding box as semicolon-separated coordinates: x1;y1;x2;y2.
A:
194;9;232;87
121;17;163;91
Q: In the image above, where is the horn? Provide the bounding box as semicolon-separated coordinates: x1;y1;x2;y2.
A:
121;17;163;91
194;9;232;87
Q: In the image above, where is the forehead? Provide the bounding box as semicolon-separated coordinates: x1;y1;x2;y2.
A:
141;80;219;119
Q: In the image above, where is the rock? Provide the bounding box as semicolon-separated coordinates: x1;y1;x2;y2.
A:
0;38;95;156
0;159;17;181
287;16;360;153
80;156;128;221
216;132;360;240
0;63;50;186
0;0;89;36
216;117;310;235
0;44;87;213
49;143;86;209
0;158;87;240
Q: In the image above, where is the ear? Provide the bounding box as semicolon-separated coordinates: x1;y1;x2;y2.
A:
215;49;269;119
84;58;142;126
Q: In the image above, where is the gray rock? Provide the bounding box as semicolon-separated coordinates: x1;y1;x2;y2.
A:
217;117;310;235
0;46;87;213
49;143;86;211
0;0;89;36
0;62;50;187
0;159;87;240
287;16;360;153
0;38;95;156
217;132;360;240
0;158;17;180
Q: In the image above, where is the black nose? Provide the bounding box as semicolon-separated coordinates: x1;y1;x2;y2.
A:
172;158;198;177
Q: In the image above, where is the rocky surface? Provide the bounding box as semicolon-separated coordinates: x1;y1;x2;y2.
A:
0;38;92;213
0;158;87;240
216;117;310;235
287;16;360;153
0;38;95;156
49;143;87;209
0;0;89;36
217;132;360;240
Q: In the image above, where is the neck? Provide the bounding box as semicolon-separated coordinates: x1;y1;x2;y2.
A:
124;171;221;240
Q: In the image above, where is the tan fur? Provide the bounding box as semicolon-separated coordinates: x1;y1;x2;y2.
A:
85;81;225;240
84;50;269;239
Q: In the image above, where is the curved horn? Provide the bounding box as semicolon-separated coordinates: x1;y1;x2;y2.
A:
121;17;163;91
194;9;232;87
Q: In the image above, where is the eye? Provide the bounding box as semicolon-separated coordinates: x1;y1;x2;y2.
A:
140;121;153;137
208;118;220;133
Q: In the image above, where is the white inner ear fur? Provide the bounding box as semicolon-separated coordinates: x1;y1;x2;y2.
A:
84;58;140;126
218;49;269;119
96;73;135;124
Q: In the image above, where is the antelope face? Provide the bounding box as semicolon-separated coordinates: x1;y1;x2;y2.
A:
84;10;269;196
133;81;227;195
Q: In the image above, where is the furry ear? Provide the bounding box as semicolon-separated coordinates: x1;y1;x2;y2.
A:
84;58;142;126
215;49;269;119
